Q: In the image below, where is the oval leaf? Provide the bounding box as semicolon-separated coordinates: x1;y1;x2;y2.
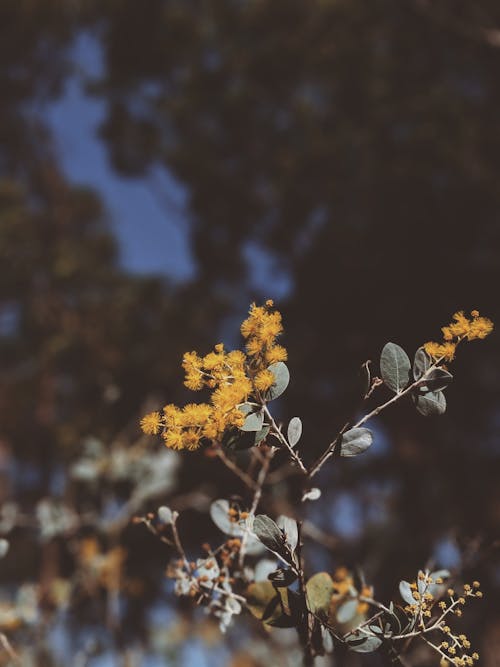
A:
413;347;431;381
348;635;383;653
222;428;257;450
340;428;373;457
253;515;287;558
336;598;359;624
241;410;264;432
276;515;298;552
210;499;244;537
399;580;415;606
415;391;446;416
254;425;270;445
306;572;334;615
321;626;334;654
268;568;298;587
420;367;453;393
246;581;279;620
287;417;302;447
380;342;411;393
265;362;290;401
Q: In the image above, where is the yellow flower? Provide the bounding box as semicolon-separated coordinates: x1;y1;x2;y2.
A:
141;300;287;452
424;341;456;362
265;344;288;364
140;411;162;435
254;369;275;392
467;315;493;340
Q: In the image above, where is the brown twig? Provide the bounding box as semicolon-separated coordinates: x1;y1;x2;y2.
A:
215;447;258;490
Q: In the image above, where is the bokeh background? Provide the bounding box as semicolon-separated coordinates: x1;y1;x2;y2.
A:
0;1;499;665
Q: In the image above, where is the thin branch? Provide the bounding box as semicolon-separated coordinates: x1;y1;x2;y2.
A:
0;633;20;664
215;447;258;490
239;446;275;565
263;405;307;474
308;369;435;479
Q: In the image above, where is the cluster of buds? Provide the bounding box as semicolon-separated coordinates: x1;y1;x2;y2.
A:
435;582;482;666
401;574;481;666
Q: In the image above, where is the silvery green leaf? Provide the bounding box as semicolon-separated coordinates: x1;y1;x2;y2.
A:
341;428;373;457
415;390;446;416
241;410;264;432
254;559;279;581
347;635;383;653
369;624;384;635
413;347;431;381
321;626;334;654
268;568;297;587
238;402;254;415
336;598;359;623
380;342;411;393
302;488;321;502
0;539;9;559
254;425;270;445
265;362;290;401
420;367;453;392
287;417;302;447
223;428;258;450
276;515;298;552
399;580;415;605
157;506;174;525
253;515;288;558
210;499;244;537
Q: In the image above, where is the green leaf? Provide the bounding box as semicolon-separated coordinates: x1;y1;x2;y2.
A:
268;568;298;587
246;581;298;627
399;580;415;605
253;515;288;558
336;598;359;623
222;428;257;450
347;635;383;653
276;515;298;552
241;410;264;432
223;426;269;450
420;367;453;392
210;499;244;537
415;390;446;416
380;342;411;393
413;347;431;381
306;572;334;615
287;417;302;447
246;581;280;621
265;362;290;401
254;425;270;445
340;428;373;457
321;626;334;654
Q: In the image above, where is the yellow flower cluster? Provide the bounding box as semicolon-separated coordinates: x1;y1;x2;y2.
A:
424;310;493;362
241;300;288;368
140;301;287;451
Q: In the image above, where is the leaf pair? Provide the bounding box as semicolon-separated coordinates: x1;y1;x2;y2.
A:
380;343;452;416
